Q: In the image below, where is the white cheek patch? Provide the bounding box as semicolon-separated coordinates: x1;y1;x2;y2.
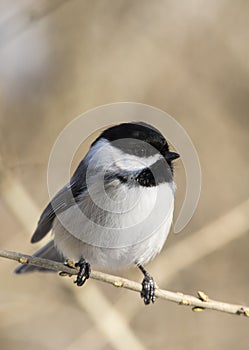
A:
86;138;163;172
114;152;162;171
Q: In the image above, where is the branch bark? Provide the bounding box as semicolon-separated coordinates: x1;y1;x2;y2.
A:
1;248;249;317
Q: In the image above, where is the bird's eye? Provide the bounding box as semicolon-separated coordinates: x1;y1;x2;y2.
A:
134;146;146;157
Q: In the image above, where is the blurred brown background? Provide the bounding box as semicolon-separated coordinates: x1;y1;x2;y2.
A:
0;1;249;349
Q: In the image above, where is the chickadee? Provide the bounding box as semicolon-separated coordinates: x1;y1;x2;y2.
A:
15;122;179;305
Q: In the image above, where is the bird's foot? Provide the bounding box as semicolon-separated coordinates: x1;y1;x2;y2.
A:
74;258;91;287
138;265;156;305
141;274;156;305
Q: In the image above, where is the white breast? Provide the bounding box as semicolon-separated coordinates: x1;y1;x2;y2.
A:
53;181;175;269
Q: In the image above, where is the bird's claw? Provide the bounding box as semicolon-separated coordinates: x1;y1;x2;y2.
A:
141;274;156;305
74;258;91;286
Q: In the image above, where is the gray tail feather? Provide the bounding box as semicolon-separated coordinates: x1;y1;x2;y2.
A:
14;240;64;274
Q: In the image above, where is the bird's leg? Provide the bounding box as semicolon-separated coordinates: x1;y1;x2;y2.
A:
137;264;156;305
74;257;91;287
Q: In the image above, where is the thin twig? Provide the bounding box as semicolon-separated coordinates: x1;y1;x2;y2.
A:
1;248;249;317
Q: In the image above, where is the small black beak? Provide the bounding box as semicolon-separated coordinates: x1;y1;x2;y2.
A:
165;151;180;161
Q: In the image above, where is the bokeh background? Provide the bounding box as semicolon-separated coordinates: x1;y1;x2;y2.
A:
0;1;249;349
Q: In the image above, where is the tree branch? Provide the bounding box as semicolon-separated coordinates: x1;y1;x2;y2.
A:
1;248;249;317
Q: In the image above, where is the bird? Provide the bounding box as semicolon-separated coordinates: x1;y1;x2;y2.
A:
15;122;180;305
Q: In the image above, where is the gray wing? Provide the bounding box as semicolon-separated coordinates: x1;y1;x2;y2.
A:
31;158;88;243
